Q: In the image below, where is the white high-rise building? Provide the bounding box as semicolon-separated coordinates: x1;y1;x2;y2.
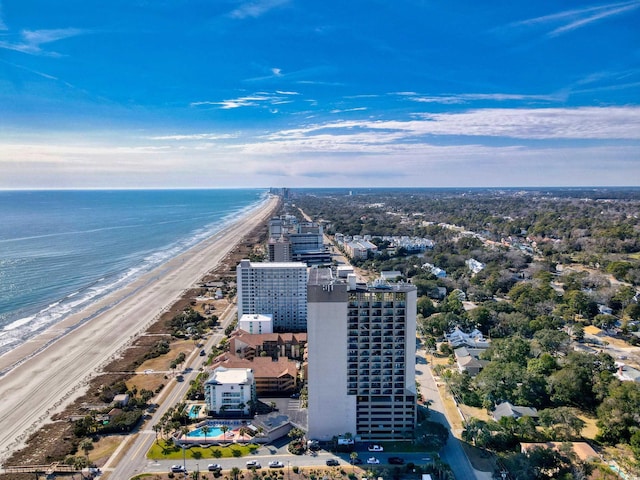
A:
307;269;417;442
236;259;308;331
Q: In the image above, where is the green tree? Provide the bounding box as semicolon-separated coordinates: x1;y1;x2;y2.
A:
483;335;531;366
596;380;640;445
572;323;585;342
538;407;585;440
441;291;465;315
417;296;436;318
548;351;615;409
475;361;524;407
532;329;570;355
462;417;491;447
80;439;93;461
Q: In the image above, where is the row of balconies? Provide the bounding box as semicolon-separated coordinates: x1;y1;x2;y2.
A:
349;389;407;395
348;300;406;308
347;314;405;323
348;379;406;388
348;370;401;379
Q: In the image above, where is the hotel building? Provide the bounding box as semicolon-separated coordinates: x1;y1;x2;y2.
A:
307;268;417;441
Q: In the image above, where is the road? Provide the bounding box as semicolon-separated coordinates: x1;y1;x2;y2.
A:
104;299;239;479
119;446;464;478
415;349;491;480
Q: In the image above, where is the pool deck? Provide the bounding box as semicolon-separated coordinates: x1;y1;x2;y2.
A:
179;425;254;446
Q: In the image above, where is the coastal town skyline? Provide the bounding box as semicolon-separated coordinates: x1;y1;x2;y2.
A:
1;0;639;189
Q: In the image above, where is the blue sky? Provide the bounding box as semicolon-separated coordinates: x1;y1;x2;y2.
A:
1;0;639;188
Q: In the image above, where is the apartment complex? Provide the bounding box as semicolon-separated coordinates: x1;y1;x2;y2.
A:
236;259;308;331
307;269;417;441
204;367;256;416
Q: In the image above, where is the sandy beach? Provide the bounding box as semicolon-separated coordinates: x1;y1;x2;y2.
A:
0;195;279;463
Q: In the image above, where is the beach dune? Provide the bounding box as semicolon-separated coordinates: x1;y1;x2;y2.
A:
0;196;278;463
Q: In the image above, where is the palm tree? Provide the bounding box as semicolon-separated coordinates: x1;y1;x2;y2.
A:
201;424;210;444
350;452;358;472
231;466;241;480
220;424;229;444
152;424;162;443
238;426;251;441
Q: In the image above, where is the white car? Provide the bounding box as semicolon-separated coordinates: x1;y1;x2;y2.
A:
208;463;222;472
367;457;380;464
171;464;187;473
269;461;285;468
368;444;384;452
246;461;262;469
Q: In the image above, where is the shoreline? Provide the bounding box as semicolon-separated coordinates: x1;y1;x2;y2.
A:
0;195;279;463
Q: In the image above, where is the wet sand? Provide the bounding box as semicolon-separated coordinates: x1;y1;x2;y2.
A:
0;196;278;462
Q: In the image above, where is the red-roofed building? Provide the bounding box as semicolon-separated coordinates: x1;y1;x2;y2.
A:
210;353;300;395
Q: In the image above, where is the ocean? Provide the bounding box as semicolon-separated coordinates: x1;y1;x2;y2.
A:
0;189;267;356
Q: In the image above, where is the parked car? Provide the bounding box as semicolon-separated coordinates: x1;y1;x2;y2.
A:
351;457;363;465
171;465;187;473
246;461;262;469
208;463;222;472
367;457;380;464
388;457;405;465
269;461;285;468
326;459;340;466
368;444;384;452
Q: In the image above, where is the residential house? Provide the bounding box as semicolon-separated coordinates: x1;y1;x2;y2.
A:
454;346;488;376
446;326;490;349
492;401;538;421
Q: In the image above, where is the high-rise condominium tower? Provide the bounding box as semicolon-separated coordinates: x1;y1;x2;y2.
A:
236;259;308;331
307;268;417;441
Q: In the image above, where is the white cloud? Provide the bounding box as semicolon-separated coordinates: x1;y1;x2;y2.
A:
0;27;85;56
330;107;368;114
229;0;290;19
267;106;640;143
1;129;638;189
510;1;640;37
190;91;294;109
405;92;561;104
147;133;237;141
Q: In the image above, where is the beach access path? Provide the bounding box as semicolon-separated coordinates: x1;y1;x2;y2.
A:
0;196;279;464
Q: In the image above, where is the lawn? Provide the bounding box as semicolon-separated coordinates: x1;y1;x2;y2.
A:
148;440;259;461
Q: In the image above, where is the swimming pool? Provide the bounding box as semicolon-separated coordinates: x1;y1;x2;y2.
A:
186;426;225;438
188;405;202;419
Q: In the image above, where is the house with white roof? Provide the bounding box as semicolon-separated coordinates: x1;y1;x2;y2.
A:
466;258;485;274
446;326;490;349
